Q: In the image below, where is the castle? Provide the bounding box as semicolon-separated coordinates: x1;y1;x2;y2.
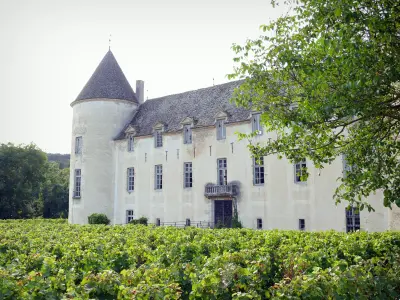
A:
68;50;399;231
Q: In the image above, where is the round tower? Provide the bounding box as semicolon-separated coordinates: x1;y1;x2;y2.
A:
68;50;138;224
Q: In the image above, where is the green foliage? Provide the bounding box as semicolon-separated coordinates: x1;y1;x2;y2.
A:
0;143;69;220
1;220;400;299
128;216;148;225
88;213;110;225
47;153;70;169
228;0;400;211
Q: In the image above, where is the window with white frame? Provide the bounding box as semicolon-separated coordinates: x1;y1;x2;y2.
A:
253;156;265;185
252;113;262;135
154;130;163;148
126;210;134;223
294;159;307;183
74;169;81;198
127;167;134;192
184;162;193;188
217;158;227;185
155;165;163;190
183;125;192;144
75;136;82;154
299;219;305;231
346;206;360;232
257;218;263;229
216;119;226;140
128;135;134;152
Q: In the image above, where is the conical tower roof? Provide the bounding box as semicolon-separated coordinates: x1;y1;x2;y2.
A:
75;50;138;103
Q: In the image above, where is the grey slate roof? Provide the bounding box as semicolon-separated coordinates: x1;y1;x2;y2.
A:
75;50;138;103
116;80;251;139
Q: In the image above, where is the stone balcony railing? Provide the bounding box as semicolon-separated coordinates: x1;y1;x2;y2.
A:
204;183;238;198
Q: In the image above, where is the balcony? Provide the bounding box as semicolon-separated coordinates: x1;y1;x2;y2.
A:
204;183;238;198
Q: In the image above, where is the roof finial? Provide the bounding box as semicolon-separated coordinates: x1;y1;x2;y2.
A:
213;78;215;86
109;34;112;51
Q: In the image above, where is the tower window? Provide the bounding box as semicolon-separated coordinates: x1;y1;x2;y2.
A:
73;169;81;198
75;136;83;154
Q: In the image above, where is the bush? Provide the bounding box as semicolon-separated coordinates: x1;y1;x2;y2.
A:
129;216;148;225
88;213;110;225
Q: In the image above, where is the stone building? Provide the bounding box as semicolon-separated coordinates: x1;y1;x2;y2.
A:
68;50;399;231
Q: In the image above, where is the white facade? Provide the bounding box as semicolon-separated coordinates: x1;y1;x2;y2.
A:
68;51;400;231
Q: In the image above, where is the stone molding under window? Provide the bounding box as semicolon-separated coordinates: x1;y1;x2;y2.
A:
253;156;265;185
75;136;82;154
294;159;307;183
184;162;193;188
251;113;263;135
73;169;81;198
155;165;163;190
127;167;134;192
127;135;134;152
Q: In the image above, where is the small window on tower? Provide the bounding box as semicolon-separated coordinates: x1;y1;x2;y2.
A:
75;136;83;154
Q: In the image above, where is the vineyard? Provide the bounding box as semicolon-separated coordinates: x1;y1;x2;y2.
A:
1;220;400;299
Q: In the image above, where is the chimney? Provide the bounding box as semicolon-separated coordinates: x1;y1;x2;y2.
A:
136;80;144;105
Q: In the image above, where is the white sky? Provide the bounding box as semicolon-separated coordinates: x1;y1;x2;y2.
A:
0;0;287;153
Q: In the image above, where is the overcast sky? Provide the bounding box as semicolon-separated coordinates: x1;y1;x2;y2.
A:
0;0;288;154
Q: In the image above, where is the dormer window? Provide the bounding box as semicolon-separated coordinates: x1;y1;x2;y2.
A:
216;120;226;140
183;125;192;144
127;135;134;152
154;130;163;148
252;113;263;135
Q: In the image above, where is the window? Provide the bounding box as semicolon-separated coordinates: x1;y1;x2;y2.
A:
126;210;134;223
342;154;353;178
128;135;134;152
252;113;262;135
127;167;134;192
253;157;265;185
154;130;163;148
346;206;360;232
156;218;161;226
217;158;227;185
183;125;192;144
184;162;193;188
74;169;81;198
186;218;191;226
75;136;82;154
294;159;307;183
216;119;226;140
299;219;305;231
155;165;163;190
257;218;263;229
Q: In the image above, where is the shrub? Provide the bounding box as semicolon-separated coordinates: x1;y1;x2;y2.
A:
129;216;148;225
88;213;110;225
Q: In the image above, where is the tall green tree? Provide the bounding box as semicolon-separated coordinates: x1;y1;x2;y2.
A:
229;0;400;210
0;143;47;218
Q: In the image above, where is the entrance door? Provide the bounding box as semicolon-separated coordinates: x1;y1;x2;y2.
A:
214;200;233;228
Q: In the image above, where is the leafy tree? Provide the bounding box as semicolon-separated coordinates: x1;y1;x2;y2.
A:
229;0;400;210
0;143;47;218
